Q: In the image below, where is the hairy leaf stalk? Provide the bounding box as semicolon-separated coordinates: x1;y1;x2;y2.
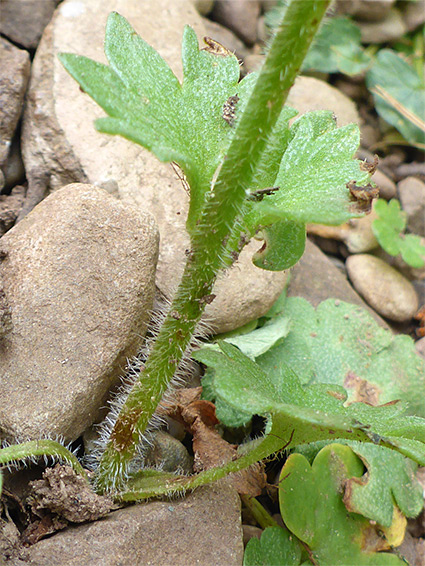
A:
0;440;88;480
97;0;331;492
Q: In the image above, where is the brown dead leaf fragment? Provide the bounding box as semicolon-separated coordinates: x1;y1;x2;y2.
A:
156;386;203;421
156;388;266;495
184;399;266;496
360;154;379;176
347;180;379;214
414;305;425;337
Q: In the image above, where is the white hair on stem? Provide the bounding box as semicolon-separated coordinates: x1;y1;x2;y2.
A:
85;290;213;491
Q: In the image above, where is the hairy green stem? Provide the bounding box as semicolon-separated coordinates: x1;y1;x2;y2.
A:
97;0;331;492
0;440;88;481
117;429;285;501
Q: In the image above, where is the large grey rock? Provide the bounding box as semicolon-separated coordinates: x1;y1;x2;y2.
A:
0;183;159;442
346;254;418;322
22;484;244;566
21;0;288;334
0;37;30;170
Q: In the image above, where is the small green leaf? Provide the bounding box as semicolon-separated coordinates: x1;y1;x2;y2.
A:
252;221;306;271
201;367;253;428
279;445;406;565
366;49;425;147
399;234;425;268
243;526;302;566
222;314;292;360
374;199;406;232
302;17;372;75
372;199;425;267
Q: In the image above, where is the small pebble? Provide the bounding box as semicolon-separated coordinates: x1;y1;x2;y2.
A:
371;168;397;200
346;254;418;322
358;8;407;43
415;337;425;359
211;0;260;46
242;525;262;547
398;176;425;237
144;430;193;474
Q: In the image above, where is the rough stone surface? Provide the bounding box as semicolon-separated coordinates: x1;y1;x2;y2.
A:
398;176;425;237
358;8;407;43
0;37;31;168
211;0;260;46
287;76;360;127
403;0;425;32
287;239;390;329
346;254;418;322
372;168;397;200
0;185;25;237
21;0;288;334
0;183;159;442
0;0;58;50
22;484;244;566
335;0;395;22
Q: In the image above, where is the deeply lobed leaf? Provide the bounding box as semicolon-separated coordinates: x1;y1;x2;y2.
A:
59;13;249;231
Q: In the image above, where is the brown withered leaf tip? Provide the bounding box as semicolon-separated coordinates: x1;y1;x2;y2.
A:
360;154;379;176
202;36;233;57
347;180;379;214
247;186;280;201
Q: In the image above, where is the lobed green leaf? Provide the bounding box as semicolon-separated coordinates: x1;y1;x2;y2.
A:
366;49;425;147
193;341;425;464
243;526;303;566
372;199;425;268
257;298;425;417
279;445;406;565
